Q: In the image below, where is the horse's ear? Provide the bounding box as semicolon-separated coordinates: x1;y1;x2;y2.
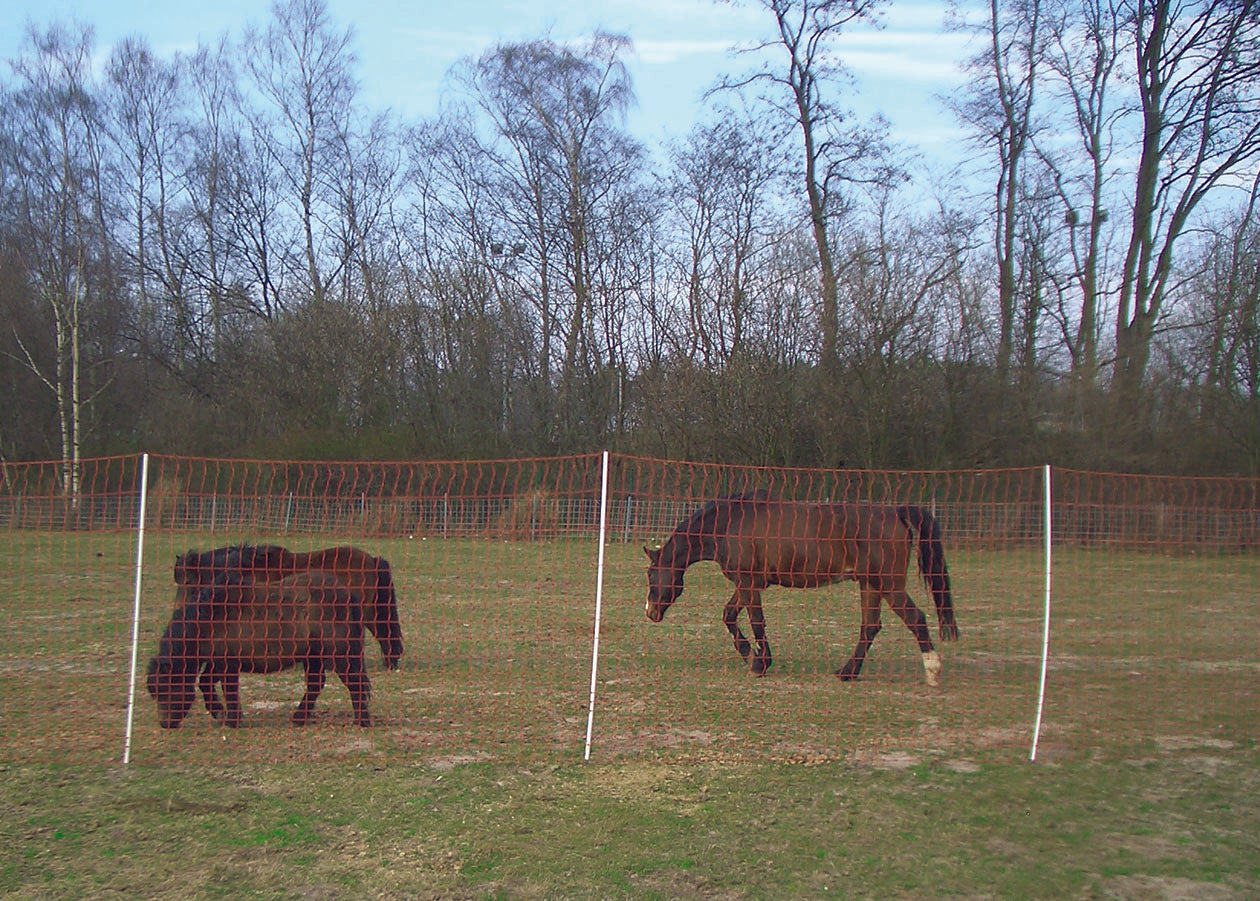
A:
643;544;662;563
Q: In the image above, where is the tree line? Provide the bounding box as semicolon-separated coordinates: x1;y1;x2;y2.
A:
1;0;1258;486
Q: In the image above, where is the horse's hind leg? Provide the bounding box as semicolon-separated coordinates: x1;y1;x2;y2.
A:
221;671;243;727
747;596;772;676
837;587;882;681
724;589;772;676
887;590;941;687
335;655;373;727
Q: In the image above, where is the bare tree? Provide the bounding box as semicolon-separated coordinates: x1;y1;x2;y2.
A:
244;0;358;306
104;36;190;363
721;0;892;379
180;37;246;362
834;184;967;464
332;110;400;314
1038;0;1123;391
660;109;788;369
395;113;540;454
1203;174;1260;399
452;33;644;447
1112;0;1260;408
952;0;1046;378
1174;175;1260;469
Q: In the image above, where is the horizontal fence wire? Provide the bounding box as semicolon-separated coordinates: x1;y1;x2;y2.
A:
0;455;1256;765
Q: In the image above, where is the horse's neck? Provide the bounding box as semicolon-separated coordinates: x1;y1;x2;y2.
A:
668;531;714;568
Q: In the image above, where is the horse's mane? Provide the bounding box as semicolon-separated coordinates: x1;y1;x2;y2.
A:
668;490;773;556
176;543;294;583
236;544;295;569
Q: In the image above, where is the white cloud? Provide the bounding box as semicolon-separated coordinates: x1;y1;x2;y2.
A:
631;38;734;66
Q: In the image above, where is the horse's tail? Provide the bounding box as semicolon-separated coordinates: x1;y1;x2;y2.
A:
896;505;958;641
374;555;405;670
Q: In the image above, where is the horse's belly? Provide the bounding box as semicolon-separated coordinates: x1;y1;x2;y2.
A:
235;655;297;674
207;632;309;671
771;570;846;589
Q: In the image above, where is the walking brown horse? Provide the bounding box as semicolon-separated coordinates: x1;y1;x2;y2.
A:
173;544;404;670
644;493;958;685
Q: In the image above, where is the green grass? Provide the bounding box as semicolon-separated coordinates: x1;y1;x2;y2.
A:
1;744;1257;898
1;528;1258;895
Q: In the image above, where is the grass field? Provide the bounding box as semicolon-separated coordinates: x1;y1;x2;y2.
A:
1;745;1257;898
1;528;1257;896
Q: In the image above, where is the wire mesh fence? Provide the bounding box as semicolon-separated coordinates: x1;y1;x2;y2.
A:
0;454;1255;765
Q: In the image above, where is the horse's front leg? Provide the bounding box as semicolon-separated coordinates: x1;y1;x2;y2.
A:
199;665;225;721
723;591;752;663
293;662;327;726
837;586;882;681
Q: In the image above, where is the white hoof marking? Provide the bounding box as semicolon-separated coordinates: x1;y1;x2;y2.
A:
922;650;942;687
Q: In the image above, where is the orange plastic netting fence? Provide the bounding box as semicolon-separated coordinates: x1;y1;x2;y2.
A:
0;455;1255;765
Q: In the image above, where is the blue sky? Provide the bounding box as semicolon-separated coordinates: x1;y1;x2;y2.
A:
2;0;976;162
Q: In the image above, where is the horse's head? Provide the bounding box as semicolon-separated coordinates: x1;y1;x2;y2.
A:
145;655;198;728
644;543;685;622
146;603;205;728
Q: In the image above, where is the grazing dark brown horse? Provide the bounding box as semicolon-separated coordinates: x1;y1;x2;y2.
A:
146;570;372;728
174;544;404;670
644;493;958;685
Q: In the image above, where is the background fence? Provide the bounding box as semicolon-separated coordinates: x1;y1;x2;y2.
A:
0;454;1256;765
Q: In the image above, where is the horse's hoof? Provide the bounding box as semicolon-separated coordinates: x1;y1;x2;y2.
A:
835;669;860;682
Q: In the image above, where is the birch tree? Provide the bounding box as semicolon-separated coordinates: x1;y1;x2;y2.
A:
2;22;109;493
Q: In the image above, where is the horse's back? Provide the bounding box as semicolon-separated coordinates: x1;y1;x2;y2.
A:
721;501;911;588
203;572;357;666
282;570;358;623
710;500;834;586
293;547;378;600
299;546;377;575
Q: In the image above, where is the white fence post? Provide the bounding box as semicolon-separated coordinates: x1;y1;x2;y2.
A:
584;450;611;761
1031;463;1053;762
122;452;150;765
